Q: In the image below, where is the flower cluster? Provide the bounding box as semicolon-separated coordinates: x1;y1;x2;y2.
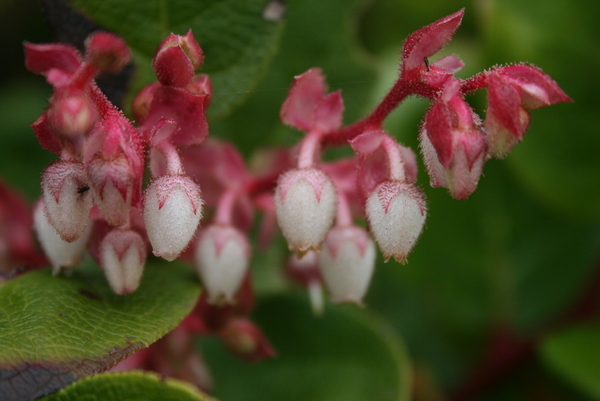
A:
16;8;570;379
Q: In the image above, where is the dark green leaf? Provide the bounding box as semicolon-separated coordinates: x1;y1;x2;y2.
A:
0;260;200;401
202;294;411;401
42;371;216;401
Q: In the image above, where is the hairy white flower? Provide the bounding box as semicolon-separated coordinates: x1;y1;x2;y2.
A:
144;175;203;261
33;200;91;275
366;181;426;263
319;226;376;305
42;161;92;242
275;168;337;254
194;225;249;305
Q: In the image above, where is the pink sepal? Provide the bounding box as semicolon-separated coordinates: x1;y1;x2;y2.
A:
402;9;464;72
140;86;209;147
23;42;82;86
280;68;326;131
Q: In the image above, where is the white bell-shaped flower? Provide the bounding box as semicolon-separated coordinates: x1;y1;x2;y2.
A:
99;228;147;295
143;175;203;261
42;161;92;242
319;226;376;305
274;168;337;254
33;200;92;275
366;180;426;263
194;225;250;305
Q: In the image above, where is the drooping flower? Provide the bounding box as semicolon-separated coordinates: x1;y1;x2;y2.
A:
274;168;337;254
99;228;147;295
365;180;426;263
194;225;250;305
319;226;376;305
144;175;203;261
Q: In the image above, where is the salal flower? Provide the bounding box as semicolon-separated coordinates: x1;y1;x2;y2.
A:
194;225;250;305
99;229;147;295
33;200;91;275
274;168;337;254
485;65;572;158
87;156;136;227
420;80;486;199
319;226;376;305
366;180;426;263
144;175;203;261
42;160;92;242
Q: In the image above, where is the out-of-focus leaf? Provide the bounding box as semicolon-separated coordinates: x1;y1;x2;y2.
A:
479;0;600;219
68;0;284;120
0;260;200;401
41;371;216;401
367;161;600;389
201;294;411;401
0;80;54;200
541;323;600;399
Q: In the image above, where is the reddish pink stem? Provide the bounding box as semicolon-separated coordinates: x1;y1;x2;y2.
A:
214;189;237;226
323;72;440;147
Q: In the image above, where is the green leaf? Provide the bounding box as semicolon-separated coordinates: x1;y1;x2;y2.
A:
42;371;216;401
68;0;284;120
541;323;600;399
0;260;200;401
201;294;411;401
366;161;600;389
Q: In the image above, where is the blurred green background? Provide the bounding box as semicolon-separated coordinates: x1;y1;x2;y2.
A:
2;0;600;400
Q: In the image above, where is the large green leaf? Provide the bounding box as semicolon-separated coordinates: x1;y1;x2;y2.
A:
201;294;411;401
541;323;600;399
68;0;284;120
42;371;216;401
0;260;200;401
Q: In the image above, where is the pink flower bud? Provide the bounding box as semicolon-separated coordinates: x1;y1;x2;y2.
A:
484;67;570;158
99;228;147;295
194;225;250;305
87;157;135;227
85;31;131;73
46;92;98;138
33;200;91;275
219;318;276;363
319;226;376;305
143;175;203;261
421;91;487;199
42;161;93;242
366;181;426;263
275;168;337;254
153;31;203;87
484;73;530;158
